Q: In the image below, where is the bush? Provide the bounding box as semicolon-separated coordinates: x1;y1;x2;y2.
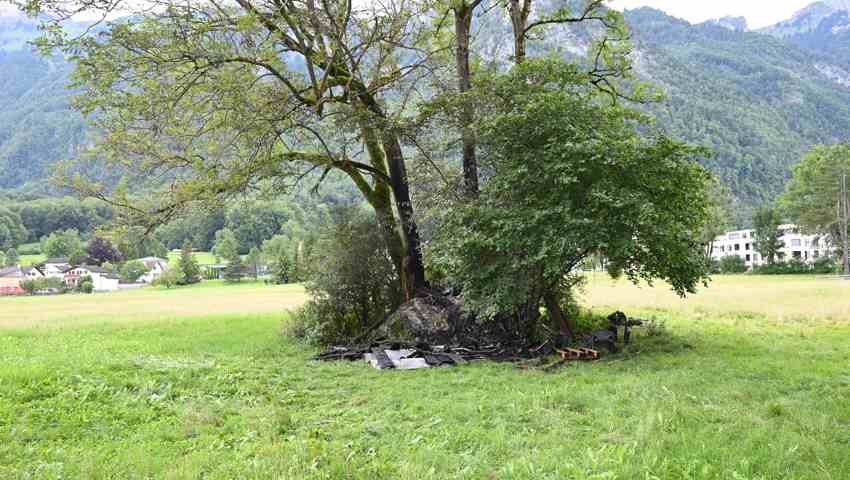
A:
22;277;66;295
285;208;402;346
754;259;813;275
719;255;747;274
120;260;148;283
153;267;182;288
17;243;40;255
812;256;837;274
80;280;94;294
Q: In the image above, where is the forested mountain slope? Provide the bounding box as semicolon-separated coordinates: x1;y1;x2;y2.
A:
0;49;85;190
0;16;86;191
624;7;850;208
3;8;850;213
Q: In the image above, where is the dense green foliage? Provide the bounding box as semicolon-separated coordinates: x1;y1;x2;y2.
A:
177;240;201;286
719;255;748;274
245;247;262;280
428;60;713;321
9;196;112;242
0;50;86;190
781;142;850;273
0;206;27;249
39;228;84;259
752;257;835;275
212;229;239;264
118;260;147;283
753;205;785;265
781;143;850;230
3;247;18;267
222;249;244;284
623;8;850;215
4;6;850;220
20;276;64;295
262;235;297;284
289;208;402;345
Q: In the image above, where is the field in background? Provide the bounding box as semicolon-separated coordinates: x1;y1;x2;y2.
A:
581;273;850;324
0;281;306;329
1;276;849;479
10;250;219;267
17;254;45;267
167;250;218;265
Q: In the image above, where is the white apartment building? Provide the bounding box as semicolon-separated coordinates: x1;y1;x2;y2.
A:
711;224;834;269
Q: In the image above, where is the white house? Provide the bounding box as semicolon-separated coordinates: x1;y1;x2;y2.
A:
135;257;169;284
64;265;121;292
42;258;71;279
711;224;834;269
23;265;45;279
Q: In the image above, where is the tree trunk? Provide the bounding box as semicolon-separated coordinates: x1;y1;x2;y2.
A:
381;133;428;294
543;289;576;339
454;7;478;196
359;124;406;274
354;95;428;298
508;0;530;64
842;174;850;275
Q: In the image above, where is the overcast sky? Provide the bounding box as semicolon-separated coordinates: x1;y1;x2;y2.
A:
0;0;820;28
609;0;817;29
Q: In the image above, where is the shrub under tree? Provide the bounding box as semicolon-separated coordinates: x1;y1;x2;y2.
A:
289;207;403;345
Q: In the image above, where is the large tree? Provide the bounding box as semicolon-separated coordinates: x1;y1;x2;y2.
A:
428;59;714;337
781;143;850;274
23;0;438;298
0;206;28;250
753;204;784;266
86;235;121;265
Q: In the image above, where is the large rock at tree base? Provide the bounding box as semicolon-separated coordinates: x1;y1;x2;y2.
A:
382;292;465;343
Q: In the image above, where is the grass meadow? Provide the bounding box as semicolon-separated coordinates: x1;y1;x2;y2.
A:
167;251;218;266
15;250;218;267
1;276;849;479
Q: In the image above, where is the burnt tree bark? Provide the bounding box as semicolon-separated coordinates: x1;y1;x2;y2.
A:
543;290;577;339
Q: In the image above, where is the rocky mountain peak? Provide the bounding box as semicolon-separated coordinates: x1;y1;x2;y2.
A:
706;16;749;32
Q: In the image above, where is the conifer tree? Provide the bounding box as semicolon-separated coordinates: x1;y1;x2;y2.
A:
178;239;201;285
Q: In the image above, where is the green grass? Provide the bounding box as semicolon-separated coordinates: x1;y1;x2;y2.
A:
1;277;849;478
17;253;46;267
167;250;218;265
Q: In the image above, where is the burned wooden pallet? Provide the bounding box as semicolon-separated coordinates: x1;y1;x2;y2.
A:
556;348;600;361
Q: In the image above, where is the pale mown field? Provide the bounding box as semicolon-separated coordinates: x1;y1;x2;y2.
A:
0;281;307;329
582;273;850;325
1;276;849;479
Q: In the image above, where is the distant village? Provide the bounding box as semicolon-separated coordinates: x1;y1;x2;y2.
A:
0;257;169;296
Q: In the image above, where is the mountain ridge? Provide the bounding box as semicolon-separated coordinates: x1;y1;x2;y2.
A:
3;6;850;215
